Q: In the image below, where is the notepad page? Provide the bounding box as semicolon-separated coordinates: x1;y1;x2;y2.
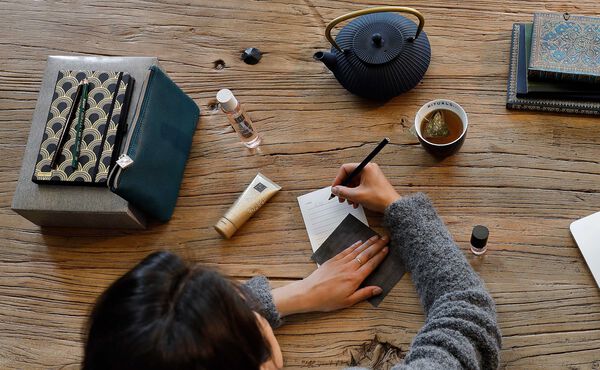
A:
298;186;369;252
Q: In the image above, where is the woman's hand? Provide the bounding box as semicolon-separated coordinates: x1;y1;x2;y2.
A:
331;162;401;213
273;235;389;316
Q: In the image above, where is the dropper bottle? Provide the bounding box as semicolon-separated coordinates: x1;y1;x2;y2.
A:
216;89;261;148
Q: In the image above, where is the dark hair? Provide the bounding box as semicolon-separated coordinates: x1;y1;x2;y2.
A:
83;251;271;370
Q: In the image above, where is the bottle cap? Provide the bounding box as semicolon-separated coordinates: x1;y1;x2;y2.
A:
216;89;238;112
214;217;237;239
470;225;489;249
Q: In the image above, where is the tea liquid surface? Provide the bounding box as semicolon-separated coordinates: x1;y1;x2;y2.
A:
420;109;463;144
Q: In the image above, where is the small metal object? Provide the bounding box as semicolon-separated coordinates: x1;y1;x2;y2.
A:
241;47;262;65
355;256;363;265
470;225;489;255
563;12;570;21
116;154;134;169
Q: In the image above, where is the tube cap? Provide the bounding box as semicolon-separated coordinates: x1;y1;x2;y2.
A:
214;217;237;239
470;225;489;249
216;89;238;112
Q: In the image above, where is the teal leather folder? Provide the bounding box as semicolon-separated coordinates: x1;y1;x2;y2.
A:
108;66;199;221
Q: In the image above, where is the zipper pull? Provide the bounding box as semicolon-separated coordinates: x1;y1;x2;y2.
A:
116;154;134;169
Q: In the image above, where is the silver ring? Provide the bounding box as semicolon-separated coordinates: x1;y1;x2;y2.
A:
355;256;363;265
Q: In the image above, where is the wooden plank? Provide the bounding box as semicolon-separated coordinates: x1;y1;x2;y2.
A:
1;0;600;368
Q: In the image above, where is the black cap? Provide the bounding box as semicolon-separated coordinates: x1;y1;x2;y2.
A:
241;47;262;65
470;225;489;249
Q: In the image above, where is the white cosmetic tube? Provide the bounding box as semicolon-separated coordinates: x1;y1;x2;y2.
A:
214;173;281;238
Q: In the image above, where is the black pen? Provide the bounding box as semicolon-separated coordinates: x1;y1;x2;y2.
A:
51;80;84;169
329;137;390;200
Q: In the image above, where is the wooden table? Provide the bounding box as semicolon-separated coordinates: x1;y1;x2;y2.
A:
1;1;600;368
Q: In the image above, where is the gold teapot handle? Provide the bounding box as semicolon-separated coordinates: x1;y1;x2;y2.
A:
325;6;425;52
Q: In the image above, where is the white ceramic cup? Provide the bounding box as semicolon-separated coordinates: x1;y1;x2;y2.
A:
414;99;468;157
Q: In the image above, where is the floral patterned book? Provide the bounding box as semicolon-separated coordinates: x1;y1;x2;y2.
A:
529;12;600;84
507;24;600;116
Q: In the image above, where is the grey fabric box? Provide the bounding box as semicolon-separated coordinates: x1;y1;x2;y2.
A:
11;56;162;229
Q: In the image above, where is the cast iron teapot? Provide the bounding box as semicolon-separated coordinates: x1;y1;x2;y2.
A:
314;6;431;101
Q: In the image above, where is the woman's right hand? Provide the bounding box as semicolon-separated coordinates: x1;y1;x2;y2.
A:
331;163;401;213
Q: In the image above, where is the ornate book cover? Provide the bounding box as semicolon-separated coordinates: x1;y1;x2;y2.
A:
529;12;600;83
507;23;600;116
518;23;600;100
32;71;134;185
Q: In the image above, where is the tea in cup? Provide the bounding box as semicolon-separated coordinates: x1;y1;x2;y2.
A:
414;99;468;158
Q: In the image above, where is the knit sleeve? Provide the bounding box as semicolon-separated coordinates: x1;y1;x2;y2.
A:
382;193;501;370
242;276;283;329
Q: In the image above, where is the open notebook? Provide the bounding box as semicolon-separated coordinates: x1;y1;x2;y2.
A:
297;186;368;251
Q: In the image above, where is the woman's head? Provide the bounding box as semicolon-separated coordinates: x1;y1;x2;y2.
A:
83;251;282;370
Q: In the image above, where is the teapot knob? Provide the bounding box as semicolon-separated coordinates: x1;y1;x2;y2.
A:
372;33;383;47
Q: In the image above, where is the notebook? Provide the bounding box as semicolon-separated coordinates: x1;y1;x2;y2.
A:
517;23;600;100
570;211;600;289
32;70;134;185
506;23;600;116
530;12;600;83
297;186;368;252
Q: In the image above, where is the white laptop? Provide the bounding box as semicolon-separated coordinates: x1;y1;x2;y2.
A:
570;211;600;289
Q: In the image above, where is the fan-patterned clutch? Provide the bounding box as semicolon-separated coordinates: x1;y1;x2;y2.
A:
32;70;134;185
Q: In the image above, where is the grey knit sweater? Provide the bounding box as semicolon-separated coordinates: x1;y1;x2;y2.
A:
245;193;501;369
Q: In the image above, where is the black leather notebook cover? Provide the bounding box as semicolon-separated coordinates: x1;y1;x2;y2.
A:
311;214;406;307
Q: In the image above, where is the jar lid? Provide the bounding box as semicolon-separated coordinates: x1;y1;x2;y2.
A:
470;225;489;249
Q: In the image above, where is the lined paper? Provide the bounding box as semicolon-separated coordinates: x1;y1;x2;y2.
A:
298;186;368;252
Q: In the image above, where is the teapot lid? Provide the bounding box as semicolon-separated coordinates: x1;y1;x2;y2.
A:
352;21;404;65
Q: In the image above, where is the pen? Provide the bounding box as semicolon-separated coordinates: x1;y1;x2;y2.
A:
329;137;390;200
71;79;89;168
51;80;84;169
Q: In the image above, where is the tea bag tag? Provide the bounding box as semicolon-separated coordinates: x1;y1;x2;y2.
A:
425;111;450;138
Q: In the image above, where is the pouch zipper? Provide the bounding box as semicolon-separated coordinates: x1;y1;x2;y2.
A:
107;68;154;190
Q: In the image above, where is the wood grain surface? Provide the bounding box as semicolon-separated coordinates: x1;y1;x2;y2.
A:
1;0;600;368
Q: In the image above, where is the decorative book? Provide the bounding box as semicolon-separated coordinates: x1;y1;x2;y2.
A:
518;23;600;100
529;12;600;83
507;23;600;115
32;71;134;185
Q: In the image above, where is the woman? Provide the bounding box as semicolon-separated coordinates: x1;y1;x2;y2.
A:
83;163;501;370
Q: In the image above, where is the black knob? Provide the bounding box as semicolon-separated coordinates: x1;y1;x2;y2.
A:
371;33;383;47
241;47;262;65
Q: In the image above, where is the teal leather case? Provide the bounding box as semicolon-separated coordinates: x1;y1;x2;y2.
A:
110;66;199;221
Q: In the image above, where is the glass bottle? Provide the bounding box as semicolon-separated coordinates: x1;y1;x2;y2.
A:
470;225;489;255
216;89;261;148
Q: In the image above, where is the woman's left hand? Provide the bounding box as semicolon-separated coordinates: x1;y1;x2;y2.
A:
273;235;389;316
